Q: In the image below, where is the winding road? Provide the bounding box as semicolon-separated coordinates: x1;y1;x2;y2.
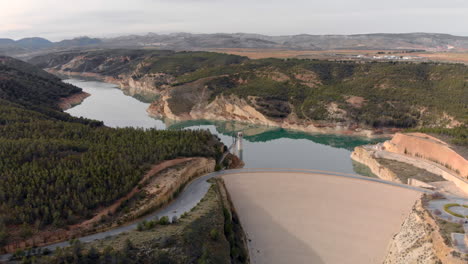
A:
0;168;447;262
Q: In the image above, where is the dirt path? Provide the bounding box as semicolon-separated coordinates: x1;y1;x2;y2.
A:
74;158;194;229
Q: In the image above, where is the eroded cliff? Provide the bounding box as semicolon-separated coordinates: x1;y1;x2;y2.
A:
350;145;402;182
384;197;466;264
384;133;468;179
351;132;468;196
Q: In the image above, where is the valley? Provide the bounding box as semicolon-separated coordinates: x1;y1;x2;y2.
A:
2;1;468;263
1;47;466;263
0;57;238;262
29;49;467;138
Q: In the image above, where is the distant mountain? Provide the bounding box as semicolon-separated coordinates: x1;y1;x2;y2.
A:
0;38;16;46
56;36;102;47
16;37;53;49
1;32;467;57
100;32;468;51
0;36;101;56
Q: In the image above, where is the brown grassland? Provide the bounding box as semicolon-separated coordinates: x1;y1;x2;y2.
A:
208;48;468;63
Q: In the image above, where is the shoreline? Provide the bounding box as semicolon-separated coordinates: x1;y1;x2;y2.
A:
58;91;90;110
50;70;399;139
152;113;396;139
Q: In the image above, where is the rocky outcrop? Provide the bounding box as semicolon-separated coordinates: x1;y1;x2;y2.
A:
350;146;402;183
215;178;250;264
128;157;216;221
384;198;466;264
148;94;381;137
118;73;171;100
352;133;468;196
384;133;468;179
47;68;166;101
58;91;90;110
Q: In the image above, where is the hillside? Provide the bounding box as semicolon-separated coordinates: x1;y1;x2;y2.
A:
30;49;468;135
0;56;82;108
3;33;468;57
0;57;226;252
11;181;248;264
0;37;101;56
102;32;468;51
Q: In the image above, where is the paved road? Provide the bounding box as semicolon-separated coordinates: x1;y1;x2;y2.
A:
0;168;447;262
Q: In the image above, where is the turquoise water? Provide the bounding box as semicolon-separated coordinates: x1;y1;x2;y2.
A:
65;79;383;174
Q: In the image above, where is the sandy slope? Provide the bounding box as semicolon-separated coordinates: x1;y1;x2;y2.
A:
223;172;421;264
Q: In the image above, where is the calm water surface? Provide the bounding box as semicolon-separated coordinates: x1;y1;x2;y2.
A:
65;79;382;174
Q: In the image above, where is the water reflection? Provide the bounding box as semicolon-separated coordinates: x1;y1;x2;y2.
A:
167;119;383;151
64;78;384;174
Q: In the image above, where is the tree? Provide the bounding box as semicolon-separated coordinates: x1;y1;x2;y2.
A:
0;219;8;246
87;246;99;260
123;239;134;257
19;224;33;240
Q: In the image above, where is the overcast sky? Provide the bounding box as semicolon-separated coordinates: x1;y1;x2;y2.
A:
1;0;468;41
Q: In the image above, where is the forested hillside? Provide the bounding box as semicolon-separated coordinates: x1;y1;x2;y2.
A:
0;57;224;247
30;50;468;129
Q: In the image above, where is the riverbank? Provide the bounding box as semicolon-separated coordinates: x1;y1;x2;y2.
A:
31;49;466;136
222;171;421;264
58;91;90;110
48;69;161;102
49;70;396;138
146;92;395;138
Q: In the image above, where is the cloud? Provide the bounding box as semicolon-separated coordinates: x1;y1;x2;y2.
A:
0;0;467;40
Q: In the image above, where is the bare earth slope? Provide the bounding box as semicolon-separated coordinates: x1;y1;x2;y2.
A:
223;172;421;264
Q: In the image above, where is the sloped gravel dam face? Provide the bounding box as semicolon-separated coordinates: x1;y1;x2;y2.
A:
223;172;421;264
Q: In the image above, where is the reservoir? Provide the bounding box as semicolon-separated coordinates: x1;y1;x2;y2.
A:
65;79;382;175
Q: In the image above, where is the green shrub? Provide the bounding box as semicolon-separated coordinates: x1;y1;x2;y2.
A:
158;216;170;225
209;228;219;241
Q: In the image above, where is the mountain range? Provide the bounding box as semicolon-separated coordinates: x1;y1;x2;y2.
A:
1;32;468;57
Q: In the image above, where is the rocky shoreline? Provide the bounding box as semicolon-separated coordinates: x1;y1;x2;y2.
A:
51;69;397;138
146;93;396;138
58;91;90;110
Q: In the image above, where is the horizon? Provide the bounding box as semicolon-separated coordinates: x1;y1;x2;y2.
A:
1;0;467;41
3;31;468;42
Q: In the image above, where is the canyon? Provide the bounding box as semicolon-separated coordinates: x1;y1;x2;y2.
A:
29;49;467;138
